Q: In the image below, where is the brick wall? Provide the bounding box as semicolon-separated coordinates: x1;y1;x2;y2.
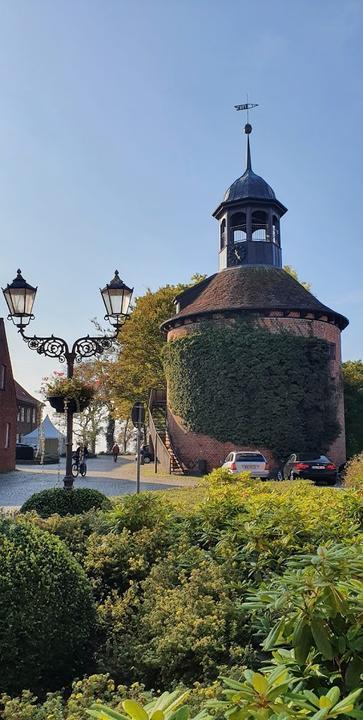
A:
166;315;346;469
0;319;17;472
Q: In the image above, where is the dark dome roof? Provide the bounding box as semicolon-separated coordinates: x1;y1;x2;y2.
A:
224;168;276;202
162;266;348;331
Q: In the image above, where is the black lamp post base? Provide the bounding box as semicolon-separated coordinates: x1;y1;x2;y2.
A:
63;475;74;490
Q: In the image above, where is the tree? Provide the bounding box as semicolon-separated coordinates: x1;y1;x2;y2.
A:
109;276;206;421
283;265;311;292
342;360;363;458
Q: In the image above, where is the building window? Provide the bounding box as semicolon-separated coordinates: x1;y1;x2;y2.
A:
0;365;5;390
5;423;10;449
17;408;21;421
32;408;36;424
21;407;25;422
16;433;20;443
26;407;31;423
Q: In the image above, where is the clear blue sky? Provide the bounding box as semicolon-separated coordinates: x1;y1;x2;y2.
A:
1;0;362;398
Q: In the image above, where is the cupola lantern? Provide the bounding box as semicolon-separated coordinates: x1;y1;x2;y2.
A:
213;123;287;271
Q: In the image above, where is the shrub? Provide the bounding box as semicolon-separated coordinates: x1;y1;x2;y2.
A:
0;518;97;694
0;675;152;720
344;452;363;490
85;524;174;600
96;546;251;687
243;543;363;690
20;487;112;517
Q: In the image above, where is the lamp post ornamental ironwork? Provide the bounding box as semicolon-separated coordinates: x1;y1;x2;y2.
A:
2;269;133;489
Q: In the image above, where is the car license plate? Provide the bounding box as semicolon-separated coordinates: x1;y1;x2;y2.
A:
239;464;258;470
312;465;325;469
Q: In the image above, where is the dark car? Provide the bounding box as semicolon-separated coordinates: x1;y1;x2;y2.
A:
135;445;154;464
283;453;338;485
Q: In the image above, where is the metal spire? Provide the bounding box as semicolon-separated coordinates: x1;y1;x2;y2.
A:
234;101;258;172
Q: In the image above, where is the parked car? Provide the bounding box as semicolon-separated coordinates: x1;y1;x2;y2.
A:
222;451;270;479
16;443;35;462
282;453;338;485
135;445;154;464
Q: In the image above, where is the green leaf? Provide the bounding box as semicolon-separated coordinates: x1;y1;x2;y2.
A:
326;688;340;705
345;656;363;688
88;706;129;720
262;618;285;651
331;689;362;715
311;618;334;660
122;701;149;720
251;673;268;695
169;708;189;720
294;619;313;665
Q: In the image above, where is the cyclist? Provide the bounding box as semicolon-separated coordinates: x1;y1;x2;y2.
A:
72;445;89;477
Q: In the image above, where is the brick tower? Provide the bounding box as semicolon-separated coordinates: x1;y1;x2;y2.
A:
161;123;349;471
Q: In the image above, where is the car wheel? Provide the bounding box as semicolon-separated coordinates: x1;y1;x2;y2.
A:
326;478;337;486
143;456;151;464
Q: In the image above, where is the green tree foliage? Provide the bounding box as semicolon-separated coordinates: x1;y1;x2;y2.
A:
109;277;206;421
0;519;96;695
283;264;312;291
109;284;185;420
342;360;363;457
163;322;340;459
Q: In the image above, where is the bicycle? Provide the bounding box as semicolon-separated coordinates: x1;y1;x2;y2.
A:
71;453;87;478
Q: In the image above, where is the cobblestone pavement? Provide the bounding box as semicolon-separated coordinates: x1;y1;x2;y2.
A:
0;455;196;507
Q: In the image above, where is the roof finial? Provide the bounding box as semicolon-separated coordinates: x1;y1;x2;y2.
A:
234;100;258;172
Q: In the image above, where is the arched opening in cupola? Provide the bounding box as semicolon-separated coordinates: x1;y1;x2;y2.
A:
220;219;226;249
230;212;247;243
252;210;268;241
272;216;280;245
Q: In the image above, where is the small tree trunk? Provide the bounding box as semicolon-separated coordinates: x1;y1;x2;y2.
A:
123;417;130;454
106;413;115;452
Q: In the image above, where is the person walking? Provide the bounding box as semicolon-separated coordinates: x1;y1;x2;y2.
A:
112;442;120;463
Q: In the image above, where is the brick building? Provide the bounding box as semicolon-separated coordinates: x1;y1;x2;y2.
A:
0;318;17;472
157;122;349;471
15;381;42;442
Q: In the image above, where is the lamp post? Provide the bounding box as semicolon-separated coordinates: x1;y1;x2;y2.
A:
2;269;133;489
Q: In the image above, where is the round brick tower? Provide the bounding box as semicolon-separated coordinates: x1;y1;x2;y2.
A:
162;124;348;471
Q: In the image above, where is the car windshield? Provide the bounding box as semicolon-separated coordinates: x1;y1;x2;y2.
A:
235;453;265;462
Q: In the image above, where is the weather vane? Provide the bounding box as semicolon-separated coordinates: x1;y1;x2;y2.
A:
234;101;259;127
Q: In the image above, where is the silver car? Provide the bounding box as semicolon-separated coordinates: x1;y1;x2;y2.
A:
222;451;269;478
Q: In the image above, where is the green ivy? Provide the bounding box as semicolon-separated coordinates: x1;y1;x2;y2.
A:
163;322;340;459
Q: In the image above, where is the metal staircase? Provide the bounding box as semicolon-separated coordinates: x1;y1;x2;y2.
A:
148;389;186;475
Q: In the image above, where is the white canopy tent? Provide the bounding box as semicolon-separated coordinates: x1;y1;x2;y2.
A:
22;415;66;462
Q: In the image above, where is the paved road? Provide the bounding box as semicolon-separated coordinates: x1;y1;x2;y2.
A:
0;455;195;507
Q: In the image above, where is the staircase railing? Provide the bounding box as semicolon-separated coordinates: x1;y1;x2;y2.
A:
148;392;171;474
148;389;186;475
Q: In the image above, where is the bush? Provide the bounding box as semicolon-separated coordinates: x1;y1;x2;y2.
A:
0;518;97;694
96;545;252;687
343;452;363;490
20;487;112;517
0;675;152;720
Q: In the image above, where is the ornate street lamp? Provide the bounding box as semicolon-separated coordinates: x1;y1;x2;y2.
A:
2;269;133;489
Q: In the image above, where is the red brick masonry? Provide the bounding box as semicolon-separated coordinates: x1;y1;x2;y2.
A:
0;319;17;472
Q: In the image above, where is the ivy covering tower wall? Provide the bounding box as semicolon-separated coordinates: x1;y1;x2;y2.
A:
163;322;340;459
